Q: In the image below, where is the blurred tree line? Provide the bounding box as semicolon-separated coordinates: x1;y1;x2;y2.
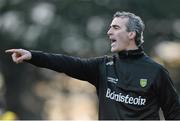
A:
0;0;180;119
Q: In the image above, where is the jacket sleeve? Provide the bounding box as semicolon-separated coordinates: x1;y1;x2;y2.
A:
26;50;104;87
155;68;180;119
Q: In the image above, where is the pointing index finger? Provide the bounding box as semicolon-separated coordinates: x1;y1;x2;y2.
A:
5;49;21;53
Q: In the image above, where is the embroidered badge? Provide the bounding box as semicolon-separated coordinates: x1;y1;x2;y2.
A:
140;79;147;87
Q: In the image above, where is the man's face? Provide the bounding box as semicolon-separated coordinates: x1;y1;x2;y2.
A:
107;17;131;52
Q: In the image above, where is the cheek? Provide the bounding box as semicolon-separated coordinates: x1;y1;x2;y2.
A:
116;31;128;39
117;34;128;44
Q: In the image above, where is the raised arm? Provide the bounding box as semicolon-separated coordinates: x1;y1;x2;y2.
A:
6;49;103;87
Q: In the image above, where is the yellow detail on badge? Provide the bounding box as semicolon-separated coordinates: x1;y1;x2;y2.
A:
140;79;147;87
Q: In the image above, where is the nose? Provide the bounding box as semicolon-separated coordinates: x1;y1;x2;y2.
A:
107;28;112;36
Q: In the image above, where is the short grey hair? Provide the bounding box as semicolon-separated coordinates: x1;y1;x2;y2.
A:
113;11;145;47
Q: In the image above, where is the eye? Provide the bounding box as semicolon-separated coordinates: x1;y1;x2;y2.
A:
112;25;120;30
114;26;119;29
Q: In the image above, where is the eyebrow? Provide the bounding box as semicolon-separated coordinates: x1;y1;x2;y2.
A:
110;25;121;28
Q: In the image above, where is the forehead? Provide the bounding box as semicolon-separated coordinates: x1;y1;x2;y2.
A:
110;17;129;26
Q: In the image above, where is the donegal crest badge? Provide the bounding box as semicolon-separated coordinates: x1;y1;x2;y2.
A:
140;79;147;88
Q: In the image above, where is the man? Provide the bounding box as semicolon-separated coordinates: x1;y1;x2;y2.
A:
5;11;180;120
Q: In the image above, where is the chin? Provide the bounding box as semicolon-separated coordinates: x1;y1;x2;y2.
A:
111;49;118;53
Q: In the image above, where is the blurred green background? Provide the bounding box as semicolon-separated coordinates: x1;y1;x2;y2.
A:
0;0;180;120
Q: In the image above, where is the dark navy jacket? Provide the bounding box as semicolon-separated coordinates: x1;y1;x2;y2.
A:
27;48;180;120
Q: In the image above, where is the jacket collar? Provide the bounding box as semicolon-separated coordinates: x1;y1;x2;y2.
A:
118;47;145;59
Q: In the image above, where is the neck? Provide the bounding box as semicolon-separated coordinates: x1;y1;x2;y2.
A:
125;41;138;51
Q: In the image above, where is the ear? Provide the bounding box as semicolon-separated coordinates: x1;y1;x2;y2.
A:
128;31;136;40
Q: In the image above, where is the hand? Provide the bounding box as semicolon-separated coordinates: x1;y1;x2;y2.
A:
5;49;32;64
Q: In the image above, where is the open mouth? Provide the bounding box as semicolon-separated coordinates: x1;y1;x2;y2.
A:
110;39;117;48
110;39;117;43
